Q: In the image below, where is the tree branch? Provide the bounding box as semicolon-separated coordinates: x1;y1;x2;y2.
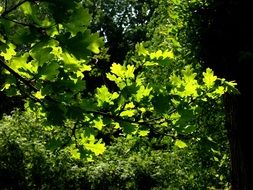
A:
0;57;38;92
4;0;7;12
1;16;35;27
84;109;162;126
1;56;166;128
1;0;29;17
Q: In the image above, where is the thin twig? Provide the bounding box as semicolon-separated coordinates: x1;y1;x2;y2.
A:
2;16;34;27
4;0;7;12
84;109;160;126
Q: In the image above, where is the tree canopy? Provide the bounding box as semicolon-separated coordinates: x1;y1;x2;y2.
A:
0;0;242;189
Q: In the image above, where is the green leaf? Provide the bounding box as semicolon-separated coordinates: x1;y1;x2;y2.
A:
69;145;81;159
95;85;119;107
125;102;135;109
150;50;163;59
175;124;197;134
46;138;62;151
45;102;66;125
38;61;60;80
10;27;33;45
67;106;83;120
0;40;9;52
223;80;239;94
162;50;174;59
121;84;140;98
109;63;135;79
120;122;137;134
30;47;54;65
136;42;149;56
87;33;104;54
138;129;150;136
149;50;174;60
20;2;33;15
80;99;97;111
83;140;106;156
93;117;104;130
80;134;106;156
0;43;16;60
64;6;91;34
203;68;217;88
64;31;103;59
135;85;152;102
34;90;45;99
175;139;187;148
120;110;136;117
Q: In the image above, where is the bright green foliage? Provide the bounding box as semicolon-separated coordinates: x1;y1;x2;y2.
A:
175;139;188;148
0;0;105;157
95;85;119;107
203;68;217;88
0;111;230;189
69;134;106;159
106;63;135;89
0;0;237;164
0;0;235;188
0;43;16;61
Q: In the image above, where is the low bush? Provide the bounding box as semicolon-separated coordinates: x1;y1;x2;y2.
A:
0;110;230;189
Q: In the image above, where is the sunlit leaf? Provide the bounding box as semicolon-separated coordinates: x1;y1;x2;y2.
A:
95;85;119;107
120;110;136;117
175;139;187;148
83;140;106;156
136;42;149;56
34;90;45;99
0;43;16;60
138;129;150;136
203;68;217;88
93;117;104;130
20;2;32;15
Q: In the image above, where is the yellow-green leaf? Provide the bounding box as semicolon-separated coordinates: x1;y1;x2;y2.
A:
203;68;217;88
138;130;149;136
84;140;106;156
136;42;149;56
20;2;32;15
69;145;81;159
175;139;187;148
34;90;45;99
93;117;104;130
95;85;119;106
0;43;16;61
125;102;135;109
120;110;136;117
163;50;174;59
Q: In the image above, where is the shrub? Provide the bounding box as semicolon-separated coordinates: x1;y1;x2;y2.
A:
0;110;230;189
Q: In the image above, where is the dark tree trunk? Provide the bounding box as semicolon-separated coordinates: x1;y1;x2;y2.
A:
225;94;252;190
191;0;253;189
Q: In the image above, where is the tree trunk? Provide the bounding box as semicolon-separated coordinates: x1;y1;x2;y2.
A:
225;94;252;190
191;0;253;188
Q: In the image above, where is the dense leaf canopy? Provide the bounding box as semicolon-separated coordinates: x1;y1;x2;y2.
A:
0;0;240;188
0;0;236;159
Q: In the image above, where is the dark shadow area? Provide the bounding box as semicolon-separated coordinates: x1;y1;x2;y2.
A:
189;0;253;189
